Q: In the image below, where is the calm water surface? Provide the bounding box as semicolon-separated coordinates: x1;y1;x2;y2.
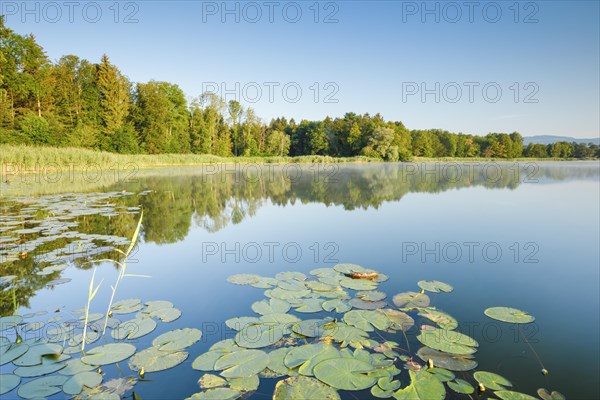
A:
1;162;598;399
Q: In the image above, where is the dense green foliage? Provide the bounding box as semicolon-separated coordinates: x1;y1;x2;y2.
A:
1;18;597;160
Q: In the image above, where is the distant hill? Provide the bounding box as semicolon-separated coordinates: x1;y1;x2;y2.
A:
523;135;599;145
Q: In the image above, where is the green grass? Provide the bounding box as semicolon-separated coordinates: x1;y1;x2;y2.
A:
0;144;375;171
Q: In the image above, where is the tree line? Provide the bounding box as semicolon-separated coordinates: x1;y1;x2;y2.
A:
1;18;598;160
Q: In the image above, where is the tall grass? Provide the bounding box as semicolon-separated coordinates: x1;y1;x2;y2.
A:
0;144;375;171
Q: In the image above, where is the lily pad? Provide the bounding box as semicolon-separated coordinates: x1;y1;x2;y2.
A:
274;376;340;400
198;374;227;389
0;374;20;395
393;370;445;400
111;317;157;340
0;315;22;331
473;371;512;390
152;328;202;351
188;387;241;400
111;298;143;315
294;298;326;313
416;347;477;371
292;319;330;338
227;274;263;286
13;343;63;366
284;343;328;369
228;375;259;392
537;388;566;400
379;309;414;332
417;280;453;293
0;343;29;365
14;361;66;377
418;309;458;330
349;298;387;310
343;310;391;332
322;323;371;349
214;349;269;378
484;307;535;324
322;299;351;313
392;292;430;308
63;371;103;395
340;278;378;291
313;357;376;390
226;316;261;331
235;323;284;348
447;378;474;394
333;264;367;274
417;328;478;355
495;391;538;400
17;375;69;399
128;347;188;373
59;359;96;375
252;299;290;315
81;343;136;366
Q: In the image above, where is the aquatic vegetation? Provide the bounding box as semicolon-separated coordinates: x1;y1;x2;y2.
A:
185;265;559;400
0;298;195;398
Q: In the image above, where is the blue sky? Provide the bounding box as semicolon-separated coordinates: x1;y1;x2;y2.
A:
3;1;599;138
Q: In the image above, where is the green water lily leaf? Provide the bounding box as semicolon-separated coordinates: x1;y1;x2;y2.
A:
298;346;341;377
14;361;66;377
284;343;327;369
0;374;20;395
340;278;378;291
192;351;225;371
274;376;340;400
252;299;290;315
199;374;227;389
447;378;474;394
129;347;188;373
473;371;512;390
378;376;401;391
188;387;241;400
371;384;394;398
0;315;23;331
417;328;478;355
235;323;284;348
227;274;264;286
306;281;339;292
333;264;367;274
310;268;338;277
228;375;259;392
484;307;535;324
537;388;566;400
144;306;182;322
275;272;306;281
323;323;371;349
393;370;445;400
0;343;29;365
292;319;331;338
495;390;538;400
152;328;202;351
13;343;63;366
313;357;376;390
379;309;414;332
278;279;307;292
214;349;269;378
416;347;477;371
294;298;325;313
417;280;453;293
344;310;390;332
110;298;143;314
59;359;96;375
322;299;351;313
418;309;458;330
392;292;430;309
427;367;454;382
267;347;293;376
349;298;387;310
81;343;136;366
269;287;311;300
17;375;69;399
63;371;103;395
226;316;261;331
111;317;156;340
357;291;387;301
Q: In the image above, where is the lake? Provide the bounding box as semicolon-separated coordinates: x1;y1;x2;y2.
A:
1;161;598;400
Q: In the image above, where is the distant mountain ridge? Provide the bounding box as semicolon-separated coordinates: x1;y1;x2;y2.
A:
523;135;599;145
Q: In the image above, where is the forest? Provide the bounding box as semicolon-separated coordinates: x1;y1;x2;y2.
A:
1;17;598;160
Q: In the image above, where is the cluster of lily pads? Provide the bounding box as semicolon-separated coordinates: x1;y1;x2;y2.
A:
186;264;564;400
0;191;142;267
0;298;202;399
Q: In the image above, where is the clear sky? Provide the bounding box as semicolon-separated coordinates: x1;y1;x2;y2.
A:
3;0;599;138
